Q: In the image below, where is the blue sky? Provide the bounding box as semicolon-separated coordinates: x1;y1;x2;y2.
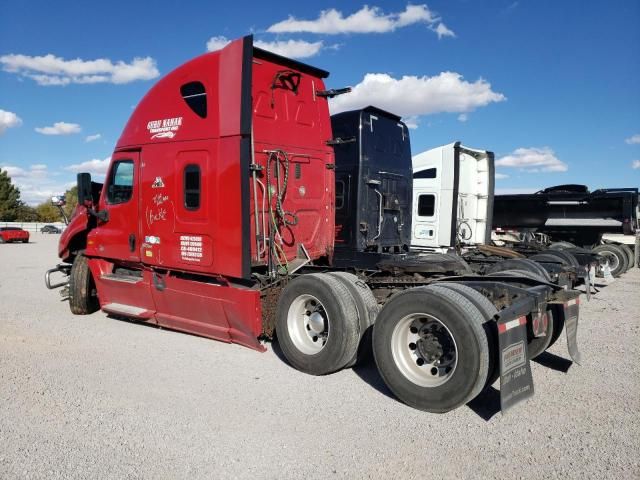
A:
0;0;638;204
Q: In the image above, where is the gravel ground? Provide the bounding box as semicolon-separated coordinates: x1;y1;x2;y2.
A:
1;235;639;479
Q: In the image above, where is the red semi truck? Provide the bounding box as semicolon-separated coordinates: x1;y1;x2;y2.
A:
46;36;581;413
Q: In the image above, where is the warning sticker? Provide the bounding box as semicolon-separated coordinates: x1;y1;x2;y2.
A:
180;235;203;262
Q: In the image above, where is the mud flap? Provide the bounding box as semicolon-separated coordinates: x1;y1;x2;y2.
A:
498;316;534;413
564;298;581;364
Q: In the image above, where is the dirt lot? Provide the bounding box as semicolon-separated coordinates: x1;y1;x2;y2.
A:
1;235;639;479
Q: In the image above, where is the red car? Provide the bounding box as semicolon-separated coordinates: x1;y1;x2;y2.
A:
0;227;29;243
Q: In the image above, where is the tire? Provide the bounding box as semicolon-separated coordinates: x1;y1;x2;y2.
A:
486;269;554;359
429;283;500;388
547;304;565;349
327;272;379;367
69;253;99;315
526;307;554;359
487;268;543;281
373;286;489;413
488;258;551;282
618;244;635;269
22;239;29;243
275;273;360;376
0;237;4;243
549;241;576;250
592;244;628;277
535;249;581;268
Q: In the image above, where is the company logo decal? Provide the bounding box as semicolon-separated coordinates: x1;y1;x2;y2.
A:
147;117;182;140
501;341;525;374
151;177;165;188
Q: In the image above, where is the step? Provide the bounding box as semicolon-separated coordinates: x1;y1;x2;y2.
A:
101;273;142;284
102;302;153;318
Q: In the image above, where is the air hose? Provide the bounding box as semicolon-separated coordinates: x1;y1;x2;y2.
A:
265;149;298;227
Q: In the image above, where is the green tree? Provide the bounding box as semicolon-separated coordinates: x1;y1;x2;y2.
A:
63;185;78;219
35;202;62;222
15;204;38;222
0;168;22;221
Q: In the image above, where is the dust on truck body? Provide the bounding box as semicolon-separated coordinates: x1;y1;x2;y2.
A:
46;36;582;414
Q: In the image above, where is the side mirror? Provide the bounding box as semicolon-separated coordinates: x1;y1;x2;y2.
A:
51;195;66;207
77;172;93;205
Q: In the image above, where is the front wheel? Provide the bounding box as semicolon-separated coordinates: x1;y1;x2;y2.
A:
69;253;99;314
373;287;490;413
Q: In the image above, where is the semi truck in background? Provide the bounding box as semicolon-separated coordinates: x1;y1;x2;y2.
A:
493;185;639;277
410;143;597;288
44;35;582;414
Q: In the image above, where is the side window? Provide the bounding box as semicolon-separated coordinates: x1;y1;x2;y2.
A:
106;160;134;204
335;180;345;210
418;194;436;217
413;168;437;179
184;164;201;210
181;81;207;118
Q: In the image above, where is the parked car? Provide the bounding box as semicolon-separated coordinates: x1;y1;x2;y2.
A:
41;225;62;234
0;227;30;243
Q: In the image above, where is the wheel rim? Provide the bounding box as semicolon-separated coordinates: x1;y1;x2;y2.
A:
287;294;330;355
391;313;458;387
599;251;619;273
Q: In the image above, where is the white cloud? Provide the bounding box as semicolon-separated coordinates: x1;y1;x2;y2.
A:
329;72;505;122
206;36;232;52
496;147;568;172
267;4;453;38
432;22;455;39
207;36;324;58
495;172;509;179
0;53;159;86
625;134;640;145
403;116;419;129
35;121;81;135
0;163;73;205
457;113;468;122
85;133;101;142
254;39;324;58
0;109;22;135
632;160;640;169
65;156;111;178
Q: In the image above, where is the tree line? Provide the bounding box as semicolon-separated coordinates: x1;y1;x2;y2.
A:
0;168;78;222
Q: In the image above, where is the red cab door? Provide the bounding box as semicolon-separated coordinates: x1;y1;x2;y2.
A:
95;152;141;262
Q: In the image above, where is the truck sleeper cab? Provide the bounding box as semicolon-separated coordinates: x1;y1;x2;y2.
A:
410;142;599;290
46;36;582;414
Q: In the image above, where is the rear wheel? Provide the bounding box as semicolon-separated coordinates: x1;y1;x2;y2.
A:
592;244;628;277
618;244;635;269
373;287;489;413
489;258;551;281
429;283;499;388
69;253;99;315
487;269;554;359
275;273;360;375
327;272;378;367
547;304;566;349
549;241;576;250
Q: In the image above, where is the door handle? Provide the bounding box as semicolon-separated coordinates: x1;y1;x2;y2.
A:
129;234;136;252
